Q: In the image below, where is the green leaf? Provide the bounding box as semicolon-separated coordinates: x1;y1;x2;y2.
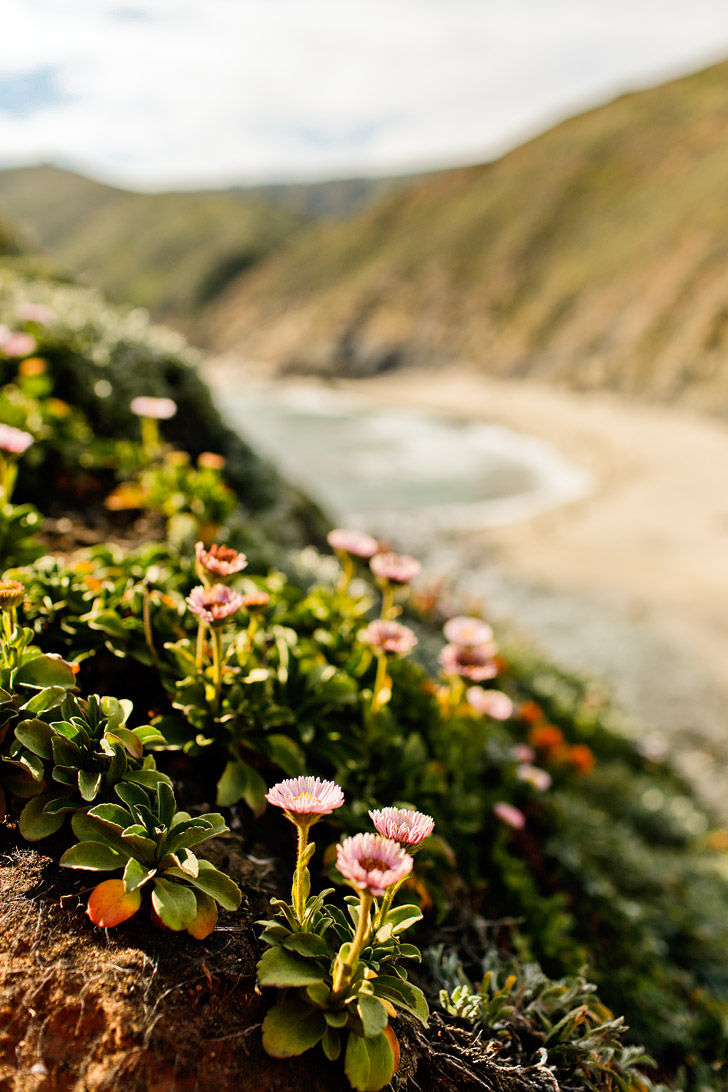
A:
257;946;325;988
60;841;128;871
13;719;53;759
261;997;326;1058
357;995;388;1038
82;610;130;639
18;793;66;840
345;1031;395;1091
283;932;330;959
151;878;198;931
86;803;130;828
124;856;155;892
72;810;128;853
321;1025;342;1061
264;734;305;776
100;696;133;729
324;1008;349;1028
16;655;76;691
380;904;422;938
78;769;103;802
122;769;170;790
156;780;176;827
105;726;144;758
22;686;68;715
132;724;167;748
172;858;242;912
371;976;429;1026
114;781;152;811
216;758;267;815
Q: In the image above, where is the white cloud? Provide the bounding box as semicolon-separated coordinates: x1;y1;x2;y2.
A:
0;0;727;188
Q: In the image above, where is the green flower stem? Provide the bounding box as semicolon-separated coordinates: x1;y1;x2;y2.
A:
140;416;160;459
142;580;159;672
336;552;355;595
375;875;408;931
195;621;207;671
379;581;395;620
292;820;312;925
449;674;465;712
370;650;389;715
331;892;373;1001
0;454;17;506
211;626;223;710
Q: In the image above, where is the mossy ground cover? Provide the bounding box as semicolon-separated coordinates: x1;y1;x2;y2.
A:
0;270;726;1091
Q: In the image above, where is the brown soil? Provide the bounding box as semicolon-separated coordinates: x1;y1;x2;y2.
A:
0;825;558;1092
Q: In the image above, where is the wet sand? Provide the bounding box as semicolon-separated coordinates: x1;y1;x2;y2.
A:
205;358;728;818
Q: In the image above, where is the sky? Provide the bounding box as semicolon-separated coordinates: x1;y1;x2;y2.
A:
1;0;728;191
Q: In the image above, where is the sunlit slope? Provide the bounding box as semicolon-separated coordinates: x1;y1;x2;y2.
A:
211;60;728;411
0;166;305;332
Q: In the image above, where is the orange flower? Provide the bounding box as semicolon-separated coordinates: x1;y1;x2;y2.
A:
565;744;595;776
18;356;46;377
519;700;544;725
529;723;565;755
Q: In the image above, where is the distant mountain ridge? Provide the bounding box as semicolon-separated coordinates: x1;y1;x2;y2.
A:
0;166;422;336
207;59;728;415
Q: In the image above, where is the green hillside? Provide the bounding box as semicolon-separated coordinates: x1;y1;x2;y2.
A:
209;59;728;413
0;166;306;334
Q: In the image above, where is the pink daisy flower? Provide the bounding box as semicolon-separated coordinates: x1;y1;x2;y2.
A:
493;802;526;830
466;687;513;720
0;579;25;610
516;765;552;792
369;807;434;848
360;618;418;656
186;584;243;626
439;643;498;681
336;833;413;897
266;776;345;817
327;528;379;559
240;590;270;613
0;424;34;455
513;743;536;763
129;396;177;420
370;552;422;585
443;616;494;647
195;541;248;579
0;331;36;358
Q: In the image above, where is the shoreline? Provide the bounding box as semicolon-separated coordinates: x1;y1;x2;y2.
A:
205;357;728;817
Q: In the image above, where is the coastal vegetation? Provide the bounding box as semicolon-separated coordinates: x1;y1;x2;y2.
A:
0;263;727;1090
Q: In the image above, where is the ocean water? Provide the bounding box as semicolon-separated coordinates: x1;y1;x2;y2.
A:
221;384;593;545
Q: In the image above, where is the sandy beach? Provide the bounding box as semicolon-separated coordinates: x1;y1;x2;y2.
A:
205;358;728;817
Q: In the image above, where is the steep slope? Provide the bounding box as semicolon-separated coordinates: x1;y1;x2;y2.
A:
0;166;305;334
210;59;728;413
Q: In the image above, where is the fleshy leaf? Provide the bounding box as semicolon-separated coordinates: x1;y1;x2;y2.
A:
151;878;198;931
106;726;144;758
345;1031;396;1092
60;840;129;871
87;878;141;927
124;856;155;892
283;932;330;959
178;859;242;911
357;995;389;1039
261;997;326;1058
187;890;219;939
78;769;103;802
16;655;76;691
257;945;325;987
216;758;267;815
13;719;53;759
18;793;66;840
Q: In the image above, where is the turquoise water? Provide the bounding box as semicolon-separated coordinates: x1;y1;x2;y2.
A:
221;384;592;541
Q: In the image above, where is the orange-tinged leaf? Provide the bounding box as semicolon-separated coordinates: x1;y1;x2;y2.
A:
384;1025;400;1074
87;879;141;928
150;905;171;931
187;892;218;940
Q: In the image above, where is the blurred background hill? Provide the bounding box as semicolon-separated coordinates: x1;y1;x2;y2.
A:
4;61;728;414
